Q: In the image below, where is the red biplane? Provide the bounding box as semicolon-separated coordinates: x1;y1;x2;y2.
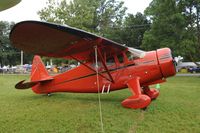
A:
10;21;176;109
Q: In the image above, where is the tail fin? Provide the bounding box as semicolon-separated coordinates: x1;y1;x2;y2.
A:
15;55;53;89
31;55;52;81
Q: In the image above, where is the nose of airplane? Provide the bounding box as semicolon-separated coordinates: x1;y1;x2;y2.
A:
157;48;176;78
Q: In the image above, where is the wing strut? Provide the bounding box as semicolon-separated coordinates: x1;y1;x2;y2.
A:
97;48;114;83
68;55;112;82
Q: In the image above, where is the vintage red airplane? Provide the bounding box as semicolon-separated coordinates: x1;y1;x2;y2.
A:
10;21;176;109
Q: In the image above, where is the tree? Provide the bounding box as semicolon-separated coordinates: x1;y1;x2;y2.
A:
0;21;18;66
180;0;200;63
120;13;150;48
38;0;127;36
142;0;200;62
0;21;33;67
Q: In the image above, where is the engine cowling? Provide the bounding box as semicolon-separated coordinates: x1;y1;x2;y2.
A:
157;48;176;78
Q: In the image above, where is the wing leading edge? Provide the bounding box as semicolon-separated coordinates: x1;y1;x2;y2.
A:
10;21;128;61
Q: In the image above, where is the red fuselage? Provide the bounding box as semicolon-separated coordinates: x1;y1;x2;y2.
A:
32;48;176;94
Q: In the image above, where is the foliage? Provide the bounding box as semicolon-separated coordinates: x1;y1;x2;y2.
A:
0;75;200;132
38;0;127;36
179;0;200;62
142;0;200;62
121;13;150;48
0;21;16;66
0;21;33;66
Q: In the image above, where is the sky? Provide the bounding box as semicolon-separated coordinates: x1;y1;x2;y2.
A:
0;0;152;22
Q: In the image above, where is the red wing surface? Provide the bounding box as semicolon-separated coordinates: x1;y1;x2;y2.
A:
10;21;127;61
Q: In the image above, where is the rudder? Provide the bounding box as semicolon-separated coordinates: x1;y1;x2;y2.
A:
31;55;51;81
15;55;53;89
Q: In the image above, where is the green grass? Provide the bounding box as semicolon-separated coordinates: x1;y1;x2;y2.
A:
0;75;200;133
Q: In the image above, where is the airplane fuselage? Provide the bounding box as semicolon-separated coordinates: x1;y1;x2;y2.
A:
32;48;176;94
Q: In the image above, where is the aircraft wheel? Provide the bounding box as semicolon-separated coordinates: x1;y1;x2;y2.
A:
141;107;148;111
47;93;51;97
143;87;159;100
121;94;151;109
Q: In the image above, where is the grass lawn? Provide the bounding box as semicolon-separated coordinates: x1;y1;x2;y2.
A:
0;75;200;133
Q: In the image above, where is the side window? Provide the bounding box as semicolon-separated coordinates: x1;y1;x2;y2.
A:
117;54;124;63
126;51;137;61
126;51;133;61
106;56;115;66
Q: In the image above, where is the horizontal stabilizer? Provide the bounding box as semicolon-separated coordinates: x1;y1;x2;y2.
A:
15;78;53;89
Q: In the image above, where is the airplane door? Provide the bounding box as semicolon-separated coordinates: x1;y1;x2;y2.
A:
119;51;137;80
114;52;129;81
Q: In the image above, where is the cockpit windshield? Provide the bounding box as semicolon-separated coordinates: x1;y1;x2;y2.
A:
127;47;146;58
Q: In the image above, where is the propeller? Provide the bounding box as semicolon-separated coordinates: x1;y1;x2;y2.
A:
173;56;183;66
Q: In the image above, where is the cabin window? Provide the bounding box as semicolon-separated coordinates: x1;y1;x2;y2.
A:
126;51;142;61
117;53;124;63
127;47;146;59
106;56;115;66
126;51;135;61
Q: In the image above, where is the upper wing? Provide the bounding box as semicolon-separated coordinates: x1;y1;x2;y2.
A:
0;0;21;11
10;21;128;61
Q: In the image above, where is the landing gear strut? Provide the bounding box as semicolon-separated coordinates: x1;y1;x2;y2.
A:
121;77;151;109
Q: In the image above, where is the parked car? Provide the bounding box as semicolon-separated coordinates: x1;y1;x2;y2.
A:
188;67;200;73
